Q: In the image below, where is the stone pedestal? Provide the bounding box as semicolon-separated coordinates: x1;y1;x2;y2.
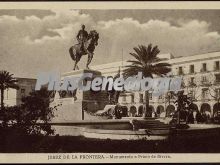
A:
51;69;109;123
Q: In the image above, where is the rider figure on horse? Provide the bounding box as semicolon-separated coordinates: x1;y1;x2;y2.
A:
70;24;99;70
76;24;89;53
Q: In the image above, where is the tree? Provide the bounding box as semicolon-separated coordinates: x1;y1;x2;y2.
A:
123;44;171;117
203;73;220;121
174;91;192;124
3;88;60;136
0;71;19;110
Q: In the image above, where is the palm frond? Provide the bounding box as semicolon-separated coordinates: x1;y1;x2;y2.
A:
154;62;172;68
127;60;143;66
151;45;160;59
0;70;19;90
133;46;145;61
123;44;171;79
129;53;142;62
151;66;171;77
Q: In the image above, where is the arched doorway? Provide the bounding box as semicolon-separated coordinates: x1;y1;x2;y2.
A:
166;105;175;117
189;103;199;112
213;103;220;117
138;105;144;117
201;103;211;116
130;106;137;117
120;106;128;117
189;103;199;120
146;105;154;117
156;105;165;117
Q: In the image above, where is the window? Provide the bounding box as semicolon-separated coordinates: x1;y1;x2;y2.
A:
131;95;134;103
215;61;220;71
202;88;208;99
169;91;175;99
21;88;25;97
21;89;25;94
215;89;220;98
189;90;195;99
202;63;207;72
139;94;143;103
201;76;207;82
149;93;152;100
122;96;126;102
215;74;220;83
6;89;8;100
30;85;34;92
178;67;183;75
190;65;194;74
189;77;195;87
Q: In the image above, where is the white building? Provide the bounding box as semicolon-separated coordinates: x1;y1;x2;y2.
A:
91;51;220;118
2;78;36;107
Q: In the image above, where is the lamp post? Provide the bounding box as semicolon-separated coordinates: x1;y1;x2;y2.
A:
165;91;171;117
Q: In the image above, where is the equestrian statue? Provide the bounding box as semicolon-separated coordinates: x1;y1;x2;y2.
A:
69;24;99;70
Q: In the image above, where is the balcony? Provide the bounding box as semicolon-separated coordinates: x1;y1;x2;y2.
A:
214;67;220;72
190;97;197;102
165;94;175;103
214;80;220;85
201;98;210;102
178;67;184;75
200;68;208;73
188;72;196;75
178;72;184;76
200;80;211;87
188;82;197;88
201;88;210;101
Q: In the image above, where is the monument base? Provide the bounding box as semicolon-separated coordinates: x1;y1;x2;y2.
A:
50;69;109;123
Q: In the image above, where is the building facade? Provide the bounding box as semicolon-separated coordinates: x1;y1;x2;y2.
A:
91;51;220;118
2;78;36;107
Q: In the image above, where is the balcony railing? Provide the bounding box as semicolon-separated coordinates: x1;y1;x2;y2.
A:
201;97;210;101
200;80;211;86
214;80;220;85
214;67;220;71
200;68;207;73
188;82;197;87
139;99;143;103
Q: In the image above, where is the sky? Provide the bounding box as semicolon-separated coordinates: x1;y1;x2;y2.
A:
1;9;220;78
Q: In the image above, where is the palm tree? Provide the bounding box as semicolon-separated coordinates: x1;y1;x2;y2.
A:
0;71;19;110
123;44;171;117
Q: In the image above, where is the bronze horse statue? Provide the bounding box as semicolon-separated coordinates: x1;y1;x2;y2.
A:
69;30;99;70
